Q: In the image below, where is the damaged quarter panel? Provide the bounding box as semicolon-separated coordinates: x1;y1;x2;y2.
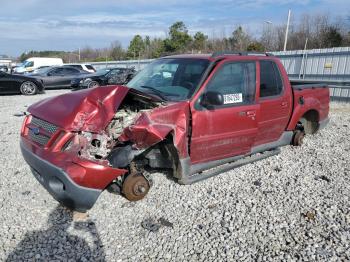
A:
119;101;190;158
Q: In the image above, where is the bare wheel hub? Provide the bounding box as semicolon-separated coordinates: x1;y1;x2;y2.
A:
293;130;305;146
122;173;150;201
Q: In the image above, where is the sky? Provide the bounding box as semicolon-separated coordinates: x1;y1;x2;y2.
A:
0;0;349;57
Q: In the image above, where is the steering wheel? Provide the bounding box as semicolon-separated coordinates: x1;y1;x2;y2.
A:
182;81;194;90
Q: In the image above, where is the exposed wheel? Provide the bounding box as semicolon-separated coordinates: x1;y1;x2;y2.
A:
87;81;99;89
292;130;305;146
122;173;150;201
20;81;38;95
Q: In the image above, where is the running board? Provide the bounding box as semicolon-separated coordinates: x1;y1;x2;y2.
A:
178;148;280;185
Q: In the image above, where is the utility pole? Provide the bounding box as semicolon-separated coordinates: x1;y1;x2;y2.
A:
283;9;291;51
78;47;81;62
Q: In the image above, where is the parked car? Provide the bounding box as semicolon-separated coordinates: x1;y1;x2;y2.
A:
0;71;44;95
14;57;63;74
0;65;9;73
71;67;136;90
29;66;90;89
20;52;330;212
64;64;96;73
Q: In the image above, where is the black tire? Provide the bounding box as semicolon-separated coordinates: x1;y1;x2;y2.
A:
20;81;38;95
87;81;99;89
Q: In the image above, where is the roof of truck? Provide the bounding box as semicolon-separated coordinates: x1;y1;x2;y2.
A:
164;51;274;61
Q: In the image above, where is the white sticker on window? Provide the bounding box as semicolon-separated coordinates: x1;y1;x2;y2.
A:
223;93;243;104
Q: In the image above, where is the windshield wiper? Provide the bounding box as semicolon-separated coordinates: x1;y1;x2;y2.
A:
139;85;171;101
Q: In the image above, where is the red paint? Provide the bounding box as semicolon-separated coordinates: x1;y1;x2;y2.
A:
21;54;330;194
28;85;130;133
120;101;190;158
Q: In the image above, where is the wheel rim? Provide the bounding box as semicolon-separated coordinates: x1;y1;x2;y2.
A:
21;81;36;95
88;81;99;88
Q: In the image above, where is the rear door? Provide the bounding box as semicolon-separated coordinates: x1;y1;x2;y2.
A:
42;68;65;88
60;68;82;87
190;60;259;164
253;60;292;146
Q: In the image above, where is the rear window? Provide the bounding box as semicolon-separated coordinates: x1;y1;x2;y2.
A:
259;60;283;98
86;65;95;70
69;65;82;70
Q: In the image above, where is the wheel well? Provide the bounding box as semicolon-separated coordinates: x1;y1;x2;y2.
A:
137;134;182;179
300;110;319;134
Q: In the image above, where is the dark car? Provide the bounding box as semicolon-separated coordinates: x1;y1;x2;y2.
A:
0;71;44;95
71;67;135;90
29;66;90;89
0;65;9;73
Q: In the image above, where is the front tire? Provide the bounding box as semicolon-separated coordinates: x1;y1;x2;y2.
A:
87;81;99;89
20;81;38;95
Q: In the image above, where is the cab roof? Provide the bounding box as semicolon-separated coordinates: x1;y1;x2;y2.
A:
163;51;274;62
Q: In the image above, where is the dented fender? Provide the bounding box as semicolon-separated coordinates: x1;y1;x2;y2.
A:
119;101;191;158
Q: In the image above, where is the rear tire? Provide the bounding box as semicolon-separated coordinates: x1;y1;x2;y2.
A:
292;130;305;146
20;81;38;95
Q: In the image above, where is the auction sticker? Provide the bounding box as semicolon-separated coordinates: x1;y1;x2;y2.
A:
223;93;243;104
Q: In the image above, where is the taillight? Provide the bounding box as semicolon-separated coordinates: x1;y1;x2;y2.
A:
21;115;32;136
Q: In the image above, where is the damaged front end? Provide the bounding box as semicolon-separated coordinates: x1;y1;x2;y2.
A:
21;85;189;211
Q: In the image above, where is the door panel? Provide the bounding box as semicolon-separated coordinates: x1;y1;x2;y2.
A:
0;73;14;93
254;60;292;146
190;104;259;163
190;60;259;164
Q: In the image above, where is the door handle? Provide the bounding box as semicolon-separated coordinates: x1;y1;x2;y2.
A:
281;101;288;108
246;110;256;117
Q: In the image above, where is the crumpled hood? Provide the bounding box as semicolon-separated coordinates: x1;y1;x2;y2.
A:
28;85;130;133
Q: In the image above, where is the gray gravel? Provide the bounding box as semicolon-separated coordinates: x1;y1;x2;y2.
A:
0;90;350;261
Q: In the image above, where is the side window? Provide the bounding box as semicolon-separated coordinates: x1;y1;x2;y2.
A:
206;61;256;105
48;68;62;76
259;61;283;98
63;68;79;75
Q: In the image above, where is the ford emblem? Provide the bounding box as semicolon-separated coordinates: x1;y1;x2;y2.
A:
29;127;40;135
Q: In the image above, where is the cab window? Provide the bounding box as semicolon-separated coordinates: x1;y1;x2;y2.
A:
206;61;256;105
259;60;283;98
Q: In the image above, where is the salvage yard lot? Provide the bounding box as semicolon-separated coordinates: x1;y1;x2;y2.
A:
0;90;350;261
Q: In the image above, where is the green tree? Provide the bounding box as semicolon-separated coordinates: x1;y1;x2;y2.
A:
127;35;145;59
110;41;126;60
322;26;343;47
149;38;165;58
229;26;251;50
164;21;192;52
193;31;208;51
247;41;266;52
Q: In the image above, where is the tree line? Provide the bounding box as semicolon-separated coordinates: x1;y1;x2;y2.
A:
20;13;350;62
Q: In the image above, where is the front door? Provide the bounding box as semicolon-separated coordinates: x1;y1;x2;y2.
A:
190;60;259;164
0;72;13;93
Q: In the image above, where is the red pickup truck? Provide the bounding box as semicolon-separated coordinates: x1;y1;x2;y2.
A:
20;52;330;212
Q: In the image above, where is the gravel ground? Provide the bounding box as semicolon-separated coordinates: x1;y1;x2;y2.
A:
0;90;349;261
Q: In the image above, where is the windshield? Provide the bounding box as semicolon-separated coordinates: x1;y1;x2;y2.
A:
127;58;210;101
23;60;34;67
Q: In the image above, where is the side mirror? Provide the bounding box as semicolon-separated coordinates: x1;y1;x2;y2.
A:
199;91;224;107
